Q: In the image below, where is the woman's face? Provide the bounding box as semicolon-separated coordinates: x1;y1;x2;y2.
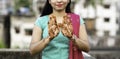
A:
49;0;69;11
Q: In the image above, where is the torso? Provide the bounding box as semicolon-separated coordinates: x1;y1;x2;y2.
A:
35;14;84;59
41;15;69;59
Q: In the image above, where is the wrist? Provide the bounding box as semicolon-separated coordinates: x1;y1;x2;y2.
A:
71;38;75;43
44;36;51;45
71;35;78;44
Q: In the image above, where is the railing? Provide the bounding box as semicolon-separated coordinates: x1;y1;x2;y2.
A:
89;48;120;59
0;49;40;59
0;49;95;59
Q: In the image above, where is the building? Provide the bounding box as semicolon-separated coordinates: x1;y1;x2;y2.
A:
95;0;118;37
116;0;120;35
10;16;35;48
0;0;13;15
74;0;119;37
0;0;7;15
74;0;120;48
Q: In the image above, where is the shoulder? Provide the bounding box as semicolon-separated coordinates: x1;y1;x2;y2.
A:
35;15;49;29
68;13;79;16
68;13;84;24
68;13;81;20
36;15;48;21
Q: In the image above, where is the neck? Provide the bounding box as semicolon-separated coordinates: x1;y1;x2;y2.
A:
52;10;66;17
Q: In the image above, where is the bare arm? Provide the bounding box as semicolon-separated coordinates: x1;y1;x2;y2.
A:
29;25;50;55
74;24;90;52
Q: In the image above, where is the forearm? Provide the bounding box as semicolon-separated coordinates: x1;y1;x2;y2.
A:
74;38;90;52
30;37;50;55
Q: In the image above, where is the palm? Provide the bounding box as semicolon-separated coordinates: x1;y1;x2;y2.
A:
61;16;73;38
48;16;59;39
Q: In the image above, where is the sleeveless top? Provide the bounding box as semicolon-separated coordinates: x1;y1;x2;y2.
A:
35;15;84;59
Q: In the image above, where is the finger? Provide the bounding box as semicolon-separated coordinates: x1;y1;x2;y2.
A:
71;34;76;39
74;34;78;39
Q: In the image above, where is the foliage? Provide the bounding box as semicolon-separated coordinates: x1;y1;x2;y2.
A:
84;0;103;8
14;0;31;10
0;39;6;48
84;0;96;8
100;0;103;5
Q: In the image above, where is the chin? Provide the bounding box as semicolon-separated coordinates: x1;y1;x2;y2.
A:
55;8;65;11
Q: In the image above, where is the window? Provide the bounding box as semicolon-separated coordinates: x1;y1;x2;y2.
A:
25;29;32;36
38;7;42;13
104;31;109;36
15;27;20;33
104;18;110;22
116;19;118;24
104;4;110;9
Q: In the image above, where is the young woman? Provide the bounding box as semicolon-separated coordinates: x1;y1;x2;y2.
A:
29;0;90;59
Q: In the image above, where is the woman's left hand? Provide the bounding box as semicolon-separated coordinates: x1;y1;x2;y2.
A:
61;26;72;38
61;16;73;39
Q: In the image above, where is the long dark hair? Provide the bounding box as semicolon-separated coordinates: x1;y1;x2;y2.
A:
40;0;71;16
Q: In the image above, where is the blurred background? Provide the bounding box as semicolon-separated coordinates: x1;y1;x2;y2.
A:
0;0;120;59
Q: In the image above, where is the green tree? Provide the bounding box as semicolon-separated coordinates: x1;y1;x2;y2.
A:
14;0;31;10
84;0;103;8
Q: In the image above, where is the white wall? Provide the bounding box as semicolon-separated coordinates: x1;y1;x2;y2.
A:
74;0;119;37
96;3;118;36
0;0;7;15
11;22;34;48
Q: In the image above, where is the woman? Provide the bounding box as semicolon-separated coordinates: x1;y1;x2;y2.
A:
29;0;90;59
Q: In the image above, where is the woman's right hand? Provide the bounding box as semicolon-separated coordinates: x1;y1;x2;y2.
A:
48;24;59;40
48;16;59;40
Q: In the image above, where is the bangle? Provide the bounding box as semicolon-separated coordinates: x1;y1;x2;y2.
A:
47;36;51;41
71;36;75;43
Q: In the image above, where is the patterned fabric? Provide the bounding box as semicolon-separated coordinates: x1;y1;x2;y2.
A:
34;15;84;59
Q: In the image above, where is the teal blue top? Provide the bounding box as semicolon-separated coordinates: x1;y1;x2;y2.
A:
35;15;84;59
